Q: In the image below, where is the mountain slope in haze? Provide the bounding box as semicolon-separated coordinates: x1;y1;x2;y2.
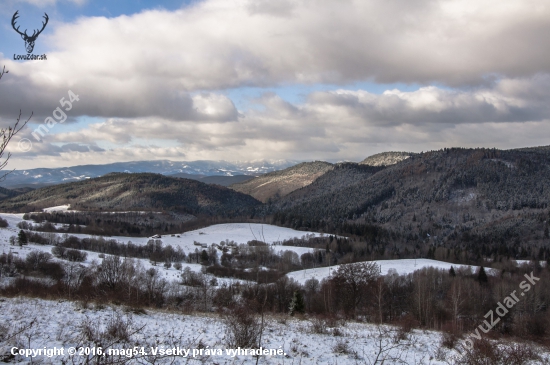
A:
0;186;21;201
0;173;261;215
271;147;550;250
360;151;414;166
230;161;334;203
169;173;255;186
0;159;297;188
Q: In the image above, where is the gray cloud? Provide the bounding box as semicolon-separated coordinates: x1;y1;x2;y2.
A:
8;75;548;168
2;0;549;101
2;0;550;168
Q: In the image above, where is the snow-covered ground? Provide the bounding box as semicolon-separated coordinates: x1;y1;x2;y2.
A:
0;211;321;285
0;213;212;284
0;211;520;286
287;259;478;284
0;297;468;364
0;212;316;257
42;205;71;212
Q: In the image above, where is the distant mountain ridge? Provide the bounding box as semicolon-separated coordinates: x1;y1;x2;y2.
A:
169;173;255;187
0;159;298;188
0;173;261;215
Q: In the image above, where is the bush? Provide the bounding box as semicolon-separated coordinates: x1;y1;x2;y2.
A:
309;317;328;334
440;331;460;349
25;251;52;271
0;217;8;228
51;246;67;259
332;340;356;357
66;249;87;262
105;313;132;342
224;305;261;348
455;339;541;365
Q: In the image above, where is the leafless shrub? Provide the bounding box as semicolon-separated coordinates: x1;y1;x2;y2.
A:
501;342;541;365
360;324;415;364
0;323;7;342
309;317;328;334
105;312;132;342
73;313;145;364
124;306;147;315
78;316;102;343
440;330;461;349
454;338;501;365
325;315;346;328
332;339;357;357
393;325;409;343
25;251;52;271
224;305;261;348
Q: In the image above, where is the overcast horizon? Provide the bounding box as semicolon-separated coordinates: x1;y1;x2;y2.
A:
1;0;549;169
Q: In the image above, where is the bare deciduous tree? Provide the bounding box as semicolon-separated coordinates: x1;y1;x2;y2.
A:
332;261;380;317
0;65;31;181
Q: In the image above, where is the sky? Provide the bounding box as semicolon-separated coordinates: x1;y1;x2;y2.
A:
0;0;549;169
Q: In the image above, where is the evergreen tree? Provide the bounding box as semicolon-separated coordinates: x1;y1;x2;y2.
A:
201;250;209;264
17;230;28;246
477;266;488;284
289;290;305;316
449;266;456;277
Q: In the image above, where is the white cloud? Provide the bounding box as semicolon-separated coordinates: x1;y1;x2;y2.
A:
14;0;86;6
2;0;550;167
8;76;550;168
2;0;549;121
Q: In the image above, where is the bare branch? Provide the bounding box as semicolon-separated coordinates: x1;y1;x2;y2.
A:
0;66;33;182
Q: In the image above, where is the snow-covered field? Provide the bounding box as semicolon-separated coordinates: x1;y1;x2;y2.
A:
0;210;516;286
0;296;460;364
42;205;71;213
0;212;317;257
0;211;322;284
287;259;479;284
0;213;206;283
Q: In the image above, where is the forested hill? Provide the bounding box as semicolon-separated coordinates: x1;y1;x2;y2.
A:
359;151;414;166
270;147;550;252
0;173;261;216
230;161;334;203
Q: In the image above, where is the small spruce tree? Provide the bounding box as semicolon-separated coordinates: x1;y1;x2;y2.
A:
449;266;456;277
289;290;305;316
17;230;28;247
477;266;488;284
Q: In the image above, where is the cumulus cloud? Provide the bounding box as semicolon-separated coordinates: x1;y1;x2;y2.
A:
13;0;86;6
1;0;549;112
8;75;550;168
2;0;550;168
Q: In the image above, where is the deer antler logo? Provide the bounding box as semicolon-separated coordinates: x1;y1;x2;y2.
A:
12;11;49;54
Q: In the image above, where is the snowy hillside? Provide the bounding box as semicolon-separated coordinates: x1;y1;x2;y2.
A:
287;259;478;284
0;297;463;364
0;212;317;257
0;213;325;284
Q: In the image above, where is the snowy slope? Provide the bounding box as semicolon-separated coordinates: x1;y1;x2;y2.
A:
0;212;317;258
0;297;469;365
0;212;323;285
286;259;478;284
